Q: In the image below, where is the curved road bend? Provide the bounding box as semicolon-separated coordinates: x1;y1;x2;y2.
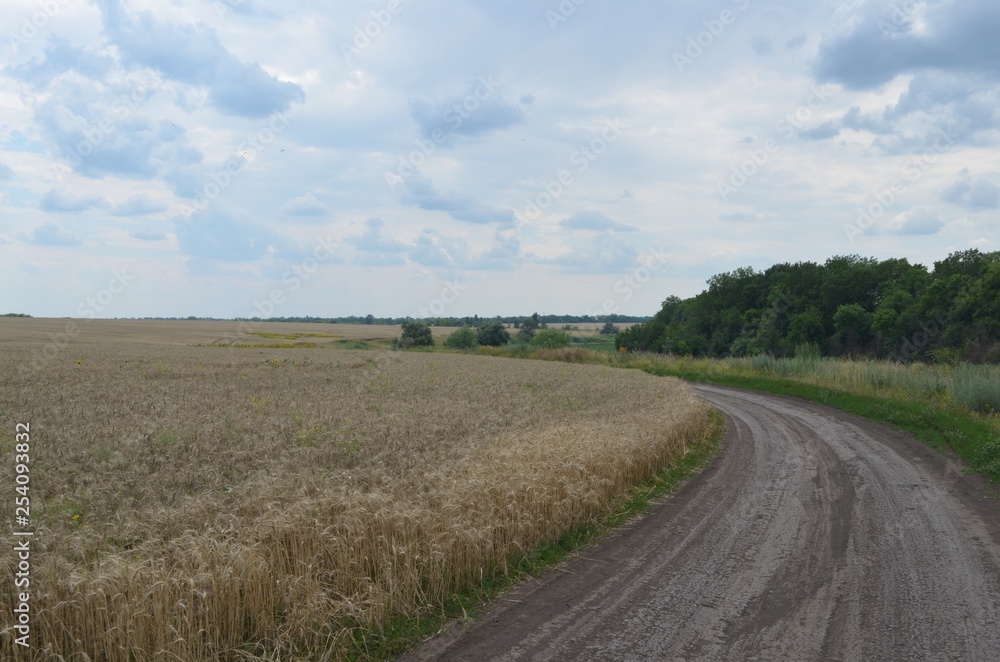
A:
403;384;1000;661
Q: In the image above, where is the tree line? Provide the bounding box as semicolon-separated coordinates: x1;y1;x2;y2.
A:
616;250;1000;363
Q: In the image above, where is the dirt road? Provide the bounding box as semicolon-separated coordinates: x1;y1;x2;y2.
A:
403;384;1000;661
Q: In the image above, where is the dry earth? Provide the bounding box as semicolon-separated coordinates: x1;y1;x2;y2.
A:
405;384;1000;661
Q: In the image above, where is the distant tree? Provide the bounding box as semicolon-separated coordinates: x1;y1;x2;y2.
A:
364;314;375;325
518;314;540;342
477;321;510;346
531;329;570;349
397;320;434;348
599;321;618;335
444;326;478;350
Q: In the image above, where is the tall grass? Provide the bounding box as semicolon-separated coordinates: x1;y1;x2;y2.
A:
953;363;1000;414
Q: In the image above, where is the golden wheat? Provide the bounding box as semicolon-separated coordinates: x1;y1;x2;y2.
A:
0;320;707;660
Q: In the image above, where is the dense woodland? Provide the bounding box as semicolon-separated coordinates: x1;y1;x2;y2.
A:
616;250;1000;363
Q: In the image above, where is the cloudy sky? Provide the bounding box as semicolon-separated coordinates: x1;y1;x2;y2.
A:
1;0;997;319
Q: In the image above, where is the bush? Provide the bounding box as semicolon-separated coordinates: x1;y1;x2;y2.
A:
599;321;618;335
444;326;478;350
477;321;510;347
532;329;570;349
396;321;434;349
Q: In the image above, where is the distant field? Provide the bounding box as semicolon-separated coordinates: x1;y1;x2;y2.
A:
0;318;632;355
0;319;707;660
0;317;460;351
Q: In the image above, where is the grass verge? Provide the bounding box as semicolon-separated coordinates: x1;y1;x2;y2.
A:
636;366;1000;483
347;409;726;660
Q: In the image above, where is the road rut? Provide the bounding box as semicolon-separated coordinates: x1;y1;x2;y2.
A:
403;384;1000;661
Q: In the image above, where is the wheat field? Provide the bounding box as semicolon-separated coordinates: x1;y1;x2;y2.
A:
0;320;709;660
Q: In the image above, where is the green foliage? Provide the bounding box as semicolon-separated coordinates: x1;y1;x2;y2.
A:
531;329;570;349
599;321;619;335
477;321;510;347
624;250;1000;363
517;314;540;342
443;326;478;350
396;320;434;349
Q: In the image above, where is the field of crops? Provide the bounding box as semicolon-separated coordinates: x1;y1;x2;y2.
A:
0;319;709;660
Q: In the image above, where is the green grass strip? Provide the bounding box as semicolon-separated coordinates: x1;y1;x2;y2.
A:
638;366;1000;484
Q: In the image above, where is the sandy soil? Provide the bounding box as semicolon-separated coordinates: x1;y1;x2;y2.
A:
403;384;1000;661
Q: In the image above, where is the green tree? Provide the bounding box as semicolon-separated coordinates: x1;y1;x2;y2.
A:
599;321;618;335
397;320;434;348
531;329;570;349
518;314;540;342
444;326;477;350
477;321;510;346
833;304;873;354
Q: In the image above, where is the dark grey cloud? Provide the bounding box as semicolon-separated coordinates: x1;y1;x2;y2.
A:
36;95;201;180
890;206;944;235
409;76;526;142
9;37;115;84
835;73;999;153
814;1;1000;89
942;169;1000;210
96;0;304;118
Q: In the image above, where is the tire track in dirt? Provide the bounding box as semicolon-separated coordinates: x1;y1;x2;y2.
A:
403;384;1000;661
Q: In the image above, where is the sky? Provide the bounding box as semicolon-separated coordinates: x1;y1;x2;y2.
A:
0;0;998;319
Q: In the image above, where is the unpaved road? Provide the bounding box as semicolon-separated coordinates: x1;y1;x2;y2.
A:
404;384;1000;661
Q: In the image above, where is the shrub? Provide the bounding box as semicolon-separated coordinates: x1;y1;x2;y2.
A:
477;321;510;347
532;329;570;349
443;326;477;350
599;321;618;335
397;321;434;349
